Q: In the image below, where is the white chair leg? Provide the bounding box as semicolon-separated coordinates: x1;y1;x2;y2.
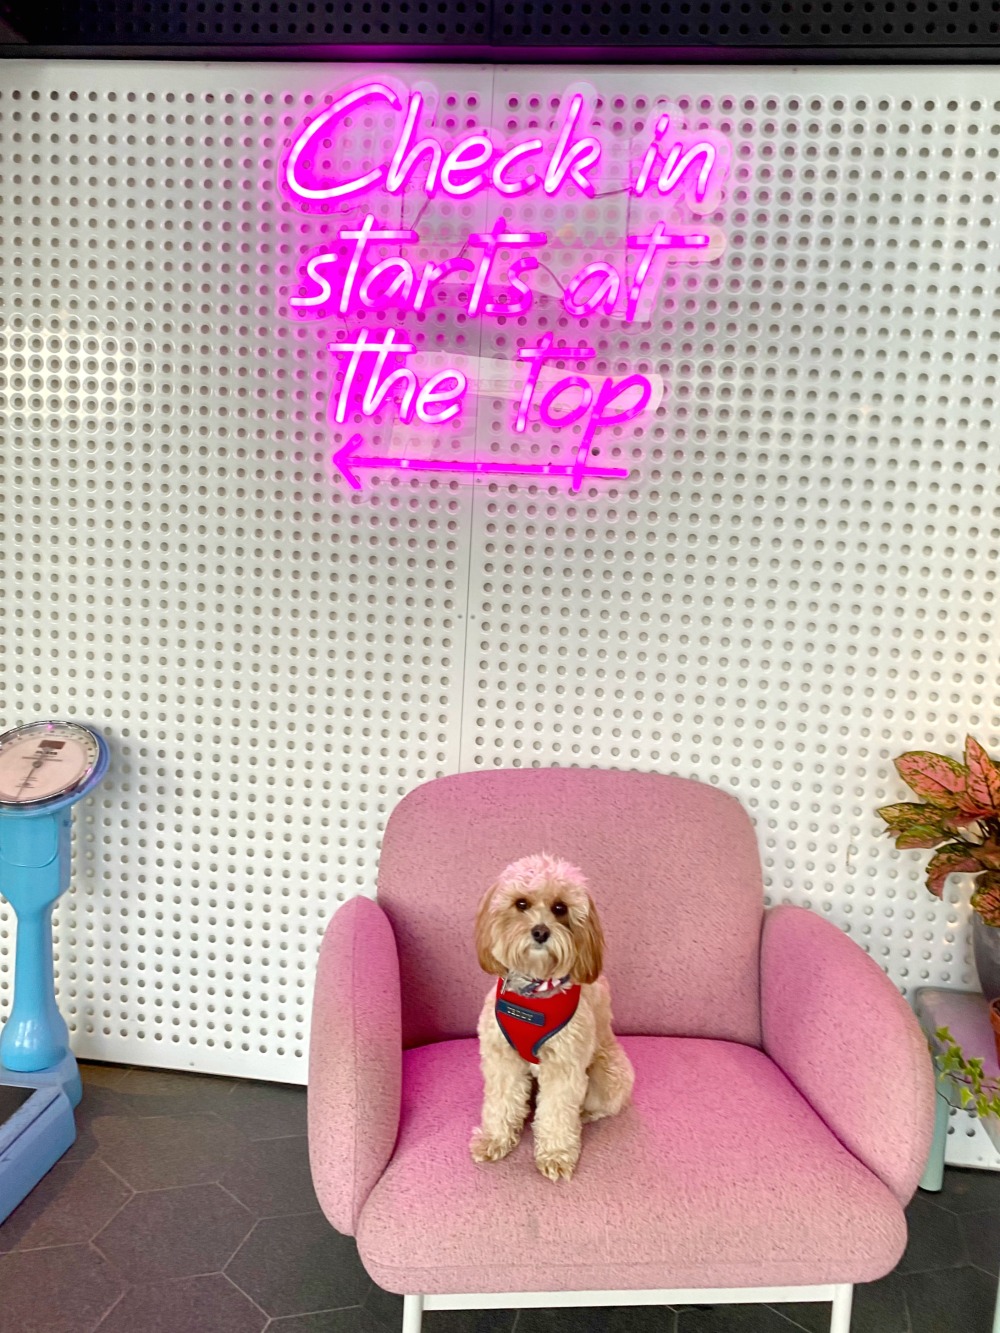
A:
919;1078;950;1191
402;1294;424;1333
830;1283;853;1333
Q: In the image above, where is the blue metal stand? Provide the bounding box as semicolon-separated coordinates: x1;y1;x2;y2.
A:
0;726;108;1224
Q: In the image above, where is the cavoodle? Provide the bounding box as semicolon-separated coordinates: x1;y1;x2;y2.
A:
470;852;634;1182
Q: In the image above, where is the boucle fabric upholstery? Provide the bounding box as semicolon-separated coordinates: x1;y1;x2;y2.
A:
355;1036;908;1295
376;767;764;1049
761;904;935;1205
308;768;937;1292
308;895;401;1234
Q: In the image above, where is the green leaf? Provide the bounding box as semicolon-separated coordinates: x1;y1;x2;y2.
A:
961;1086;974;1107
964;737;1000;814
895;752;969;808
971;873;1000;927
877;802;946;833
896;825;952;851
925;844;985;897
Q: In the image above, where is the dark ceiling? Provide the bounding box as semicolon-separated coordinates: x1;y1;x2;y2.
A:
1;0;998;59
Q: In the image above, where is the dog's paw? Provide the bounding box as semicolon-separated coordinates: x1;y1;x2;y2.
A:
470;1127;517;1163
534;1148;578;1182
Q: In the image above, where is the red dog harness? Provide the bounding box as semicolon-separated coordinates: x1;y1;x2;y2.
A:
494;977;581;1065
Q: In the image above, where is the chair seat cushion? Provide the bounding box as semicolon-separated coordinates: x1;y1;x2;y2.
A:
355;1036;907;1295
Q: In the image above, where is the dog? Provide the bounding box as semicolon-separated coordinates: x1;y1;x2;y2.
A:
470;852;634;1182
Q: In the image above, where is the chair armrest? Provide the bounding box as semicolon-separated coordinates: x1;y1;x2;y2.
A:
308;895;402;1235
760;904;935;1203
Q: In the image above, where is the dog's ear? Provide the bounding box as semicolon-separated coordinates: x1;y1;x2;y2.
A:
573;894;605;985
474;884;504;976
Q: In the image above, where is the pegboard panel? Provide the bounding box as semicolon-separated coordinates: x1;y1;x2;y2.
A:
946;1106;1000;1171
0;59;484;1080
0;60;998;1084
463;66;1000;994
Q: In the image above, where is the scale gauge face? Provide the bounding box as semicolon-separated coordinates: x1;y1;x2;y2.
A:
0;721;104;808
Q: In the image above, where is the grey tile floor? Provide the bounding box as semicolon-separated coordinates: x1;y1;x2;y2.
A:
0;1062;997;1333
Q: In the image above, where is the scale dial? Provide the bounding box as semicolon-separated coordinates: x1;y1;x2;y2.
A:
0;721;104;808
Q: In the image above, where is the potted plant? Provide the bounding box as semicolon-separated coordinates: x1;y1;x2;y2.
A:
932;1025;1000;1152
877;736;1000;1000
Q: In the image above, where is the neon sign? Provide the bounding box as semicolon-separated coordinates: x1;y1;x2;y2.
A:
281;80;732;492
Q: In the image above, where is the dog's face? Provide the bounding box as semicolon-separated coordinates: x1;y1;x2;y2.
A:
474;853;604;985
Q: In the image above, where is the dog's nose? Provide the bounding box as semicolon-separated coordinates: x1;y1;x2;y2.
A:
531;925;550;944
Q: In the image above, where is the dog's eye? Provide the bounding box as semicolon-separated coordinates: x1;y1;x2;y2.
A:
515;898;529;912
552;902;568;917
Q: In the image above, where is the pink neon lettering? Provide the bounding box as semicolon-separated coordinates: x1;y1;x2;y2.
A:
328;328;415;423
290;251;339;308
285;82;400;202
415;370;468;424
328;329;470;427
543;93;601;197
657;142;719;202
634;114;670;195
563;261;622;318
412;256;475;313
365;366;418;422
440;135;495;197
626;222;709;320
632;113;729;206
467;217;547;318
333;433;629;492
285;81;610;206
492;140;543;197
358;256;416;310
570;374;652;491
385;92;444;196
337;215;418;315
538;375;595;428
514;333;596;432
503;257;539;316
286;81;732;215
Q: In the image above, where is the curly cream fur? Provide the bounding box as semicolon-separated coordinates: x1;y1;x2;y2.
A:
471;853;635;1182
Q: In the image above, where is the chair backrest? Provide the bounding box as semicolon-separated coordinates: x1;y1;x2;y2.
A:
377;767;764;1049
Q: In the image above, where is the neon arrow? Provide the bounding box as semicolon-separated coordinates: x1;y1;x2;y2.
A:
332;434;630;492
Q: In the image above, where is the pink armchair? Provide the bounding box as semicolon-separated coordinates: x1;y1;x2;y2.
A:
308;769;935;1333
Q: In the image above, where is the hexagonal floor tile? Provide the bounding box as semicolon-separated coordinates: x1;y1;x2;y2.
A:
218;1081;308;1141
519;1307;668;1333
63;1077;144;1163
90;1112;248;1190
79;1063;132;1089
226;1213;369;1317
0;1244;124;1333
114;1067;237;1117
95;1182;254;1281
97;1273;267;1333
268;1311;389;1332
925;1169;1000;1215
899;1265;998;1333
363;1280;403;1331
960;1208;1000;1276
675;1305;788;1330
770;1272;909;1333
0;1157;131;1252
220;1133;319;1217
898;1193;970;1272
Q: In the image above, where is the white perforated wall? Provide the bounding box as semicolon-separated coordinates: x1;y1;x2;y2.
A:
0;64;998;1120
